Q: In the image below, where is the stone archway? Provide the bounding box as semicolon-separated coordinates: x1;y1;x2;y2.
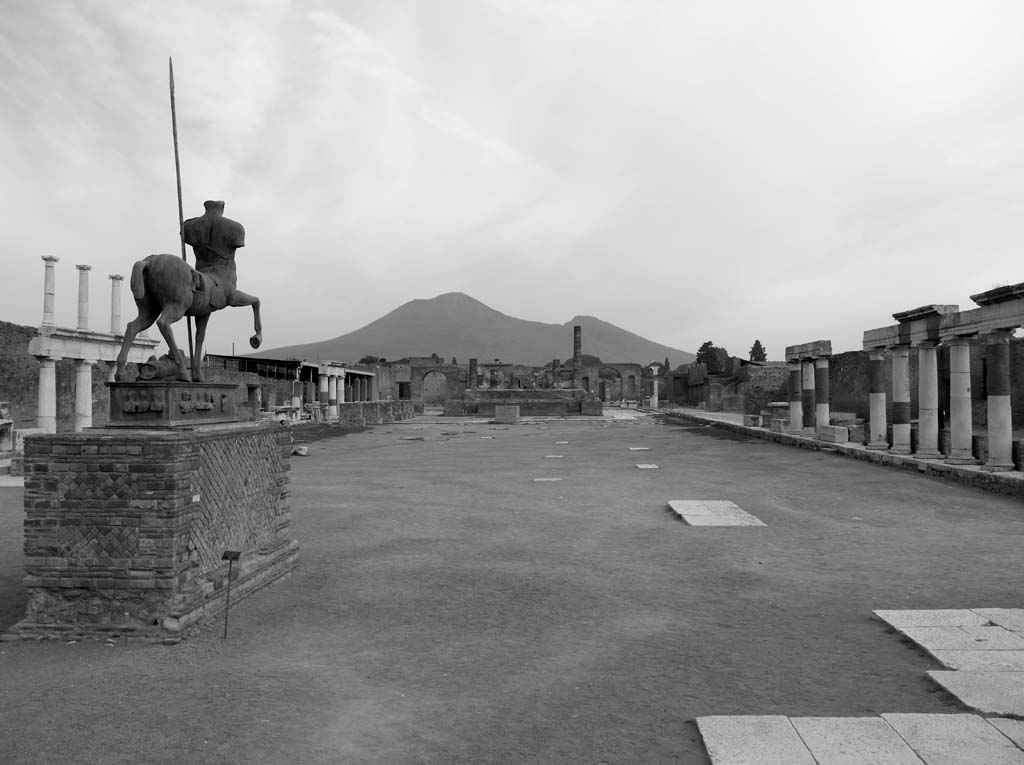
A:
421;371;448;406
599;367;624;403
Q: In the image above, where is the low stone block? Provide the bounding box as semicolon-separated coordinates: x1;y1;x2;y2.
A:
789;717;922;764
494;405;520;424
742;414;761;427
817;425;849;443
882;713;1024;763
697;716;815;764
770;418;789;433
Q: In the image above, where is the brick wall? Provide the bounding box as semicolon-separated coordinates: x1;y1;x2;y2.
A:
12;423;297;641
336;400;415;426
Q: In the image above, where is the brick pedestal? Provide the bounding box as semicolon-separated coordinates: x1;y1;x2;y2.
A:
4;422;298;643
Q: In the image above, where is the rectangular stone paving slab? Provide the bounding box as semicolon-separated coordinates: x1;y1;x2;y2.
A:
635;464;659;469
899;625;1024;652
628;446;650;451
667;501;766;527
874;609;990;629
989;719;1024;749
544;455;563;459
927;671;1024;716
881;713;1024;763
555;441;568;444
973;608;1024;633
929;650;1024;671
532;478;562;482
697;715;815;764
788;716;923;764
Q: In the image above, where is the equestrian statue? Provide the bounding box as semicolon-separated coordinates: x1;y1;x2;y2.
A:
114;200;262;383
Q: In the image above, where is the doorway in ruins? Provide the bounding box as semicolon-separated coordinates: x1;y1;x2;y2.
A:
599;367;624;403
421;371;448;407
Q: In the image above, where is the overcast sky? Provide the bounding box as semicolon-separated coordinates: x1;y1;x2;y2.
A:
4;0;1024;361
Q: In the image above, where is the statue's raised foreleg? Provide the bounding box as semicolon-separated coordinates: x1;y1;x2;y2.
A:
229;289;262;349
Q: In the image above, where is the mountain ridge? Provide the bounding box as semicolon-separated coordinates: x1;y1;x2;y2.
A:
250;292;694;366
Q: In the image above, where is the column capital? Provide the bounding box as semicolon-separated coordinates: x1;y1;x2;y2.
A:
75;264;92;272
41;255;59;263
943;333;976;347
913;339;940;349
986;327;1016;342
109;274;123;282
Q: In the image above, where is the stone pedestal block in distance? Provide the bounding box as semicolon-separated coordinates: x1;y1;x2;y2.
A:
494;405;520;424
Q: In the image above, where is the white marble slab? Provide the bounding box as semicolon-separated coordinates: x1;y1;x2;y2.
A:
635;464;659;469
873;609;989;629
667;500;766;527
989;718;1024;749
900;626;1024;652
533;477;562;482
789;717;923;764
0;475;24;488
696;716;815;764
555;441;568;444
882;713;1024;764
544;455;563;459
628;446;650;451
929;650;1024;671
927;671;1024;716
974;608;1024;633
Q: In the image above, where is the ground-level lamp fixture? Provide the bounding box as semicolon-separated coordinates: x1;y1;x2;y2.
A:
221;550;240;639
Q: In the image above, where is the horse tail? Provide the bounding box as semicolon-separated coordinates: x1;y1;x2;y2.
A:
130;257;149;301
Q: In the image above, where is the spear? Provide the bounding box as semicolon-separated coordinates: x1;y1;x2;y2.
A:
169;57;195;366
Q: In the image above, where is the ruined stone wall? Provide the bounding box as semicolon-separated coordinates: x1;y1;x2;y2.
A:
13;423;297;641
336;400;415;426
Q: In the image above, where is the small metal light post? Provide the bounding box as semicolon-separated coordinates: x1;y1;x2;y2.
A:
221;550;240;639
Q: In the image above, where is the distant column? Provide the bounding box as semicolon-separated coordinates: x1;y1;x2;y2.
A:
945;336;977;464
573;325;582;387
318;373;329;412
42;256;59;327
788;362;802;433
984;329;1015;471
109;274;123;334
76;265;91;330
889;345;911;454
801;359;815;433
469;358;478;391
814;356;830;433
650;374;659;409
327;375;338;419
37;358;57;433
74;360;94;432
867;349;887;449
338;371;346;404
915;342;941;458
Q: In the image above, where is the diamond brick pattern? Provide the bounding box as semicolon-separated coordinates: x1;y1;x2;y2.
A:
58;524;139;558
190;432;286;571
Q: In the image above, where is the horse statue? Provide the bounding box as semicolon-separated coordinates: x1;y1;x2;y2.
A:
114;200;261;383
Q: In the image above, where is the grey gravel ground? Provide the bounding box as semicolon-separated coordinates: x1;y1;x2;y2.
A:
1;413;1022;763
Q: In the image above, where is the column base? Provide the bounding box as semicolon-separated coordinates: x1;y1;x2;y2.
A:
914;450;943;460
866;441;889;450
889;445;912;455
945;452;979;465
802;427;816;435
983;459;1015;473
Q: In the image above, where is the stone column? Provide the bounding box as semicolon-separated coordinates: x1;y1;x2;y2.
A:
801;359;815;433
945;336;977;464
74;360;94;432
338;372;346;404
109;274;123;334
572;325;582;387
327;375;338;420
788;362;802;433
915;342;941;458
469;358;478;391
984;329;1014;471
651;374;659;409
867;349;888;449
37;358;57;433
42;256;59;327
318;373;329;414
889;345;911;454
814;357;830;432
76;265;91;330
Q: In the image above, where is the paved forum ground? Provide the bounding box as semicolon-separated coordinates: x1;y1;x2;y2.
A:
1;411;1022;762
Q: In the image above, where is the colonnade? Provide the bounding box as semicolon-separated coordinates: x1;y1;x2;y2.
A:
315;364;375;420
784;340;832;435
866;329;1015;471
30;257;156;433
